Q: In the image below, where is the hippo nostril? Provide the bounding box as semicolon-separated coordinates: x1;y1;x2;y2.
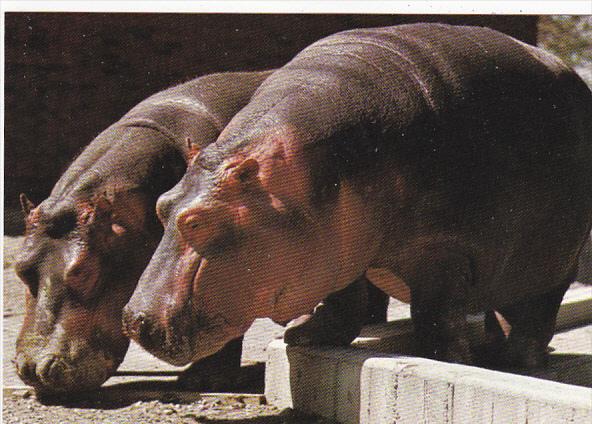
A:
183;215;200;230
137;316;156;348
179;212;198;229
15;355;38;385
38;355;68;388
122;308;141;336
123;311;153;344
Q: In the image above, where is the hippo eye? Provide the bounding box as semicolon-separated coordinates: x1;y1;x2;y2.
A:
46;212;77;239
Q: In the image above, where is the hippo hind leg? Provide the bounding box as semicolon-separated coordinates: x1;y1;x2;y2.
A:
284;276;388;347
495;280;571;369
410;251;474;364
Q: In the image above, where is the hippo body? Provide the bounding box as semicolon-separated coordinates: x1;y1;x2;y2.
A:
14;71;272;393
125;24;592;367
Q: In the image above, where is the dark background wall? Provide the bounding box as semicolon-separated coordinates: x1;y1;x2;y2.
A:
4;13;538;233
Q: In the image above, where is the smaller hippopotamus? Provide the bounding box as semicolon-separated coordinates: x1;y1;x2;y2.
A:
124;23;592;369
13;71;272;394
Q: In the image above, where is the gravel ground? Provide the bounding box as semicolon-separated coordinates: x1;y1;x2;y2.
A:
3;390;335;423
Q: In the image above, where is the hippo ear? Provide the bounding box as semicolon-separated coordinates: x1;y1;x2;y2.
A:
186;137;200;162
233;158;260;185
94;193;111;212
85;192;112;225
19;193;35;216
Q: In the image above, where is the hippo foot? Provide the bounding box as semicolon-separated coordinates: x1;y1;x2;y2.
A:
474;333;549;369
284;302;363;347
488;282;570;369
284;277;371;347
415;335;474;365
499;336;549;369
442;336;474;365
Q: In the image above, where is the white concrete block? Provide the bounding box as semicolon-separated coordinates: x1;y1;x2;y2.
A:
359;358;399;424
290;349;338;416
265;341;376;422
526;400;590;424
396;373;426;423
424;378;454;424
264;339;293;410
452;380;496;423
265;341;592;424
335;359;363;424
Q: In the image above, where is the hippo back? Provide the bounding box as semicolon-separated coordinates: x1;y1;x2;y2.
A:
210;24;590;162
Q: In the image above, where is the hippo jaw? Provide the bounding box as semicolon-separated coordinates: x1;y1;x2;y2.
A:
124;201;340;365
15;286;130;393
123;243;244;366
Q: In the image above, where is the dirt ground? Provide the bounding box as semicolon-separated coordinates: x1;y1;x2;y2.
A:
2;391;336;424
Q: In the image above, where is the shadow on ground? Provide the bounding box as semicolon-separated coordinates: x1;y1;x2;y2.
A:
35;376;265;409
513;353;592;388
196;409;337;424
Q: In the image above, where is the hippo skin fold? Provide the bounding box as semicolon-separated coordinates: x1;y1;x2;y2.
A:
124;23;592;370
14;71;273;394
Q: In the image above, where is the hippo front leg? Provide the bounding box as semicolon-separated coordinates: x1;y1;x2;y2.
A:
178;278;388;389
496;280;571;369
177;337;264;391
409;251;474;364
284;276;387;347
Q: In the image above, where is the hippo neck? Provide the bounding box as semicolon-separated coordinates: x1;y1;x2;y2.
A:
120;98;221;158
121;71;275;159
50;124;186;204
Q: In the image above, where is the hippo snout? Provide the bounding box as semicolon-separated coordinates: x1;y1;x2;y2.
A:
122;305;195;366
14;354;38;386
15;350;114;394
36;355;70;388
122;309;157;349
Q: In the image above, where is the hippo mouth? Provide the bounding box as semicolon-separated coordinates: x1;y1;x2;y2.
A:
15;347;121;394
136;253;232;366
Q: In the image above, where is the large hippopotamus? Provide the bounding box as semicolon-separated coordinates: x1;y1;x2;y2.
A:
13;71;272;394
124;23;592;369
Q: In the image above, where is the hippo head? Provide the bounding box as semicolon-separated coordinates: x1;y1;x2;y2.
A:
124;130;382;365
14;188;161;394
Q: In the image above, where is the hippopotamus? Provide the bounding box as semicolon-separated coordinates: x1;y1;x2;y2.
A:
124;23;592;369
13;70;273;394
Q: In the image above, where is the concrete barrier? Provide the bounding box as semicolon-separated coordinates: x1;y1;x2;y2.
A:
265;340;592;424
265;284;592;423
